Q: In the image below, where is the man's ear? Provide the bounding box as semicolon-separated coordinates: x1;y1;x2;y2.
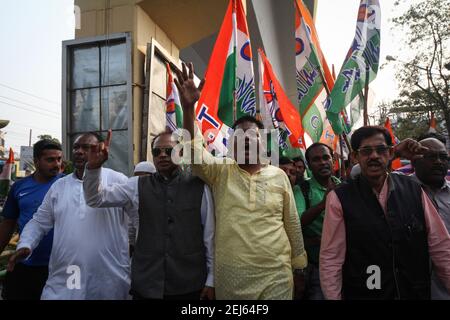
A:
33;157;39;168
351;151;359;163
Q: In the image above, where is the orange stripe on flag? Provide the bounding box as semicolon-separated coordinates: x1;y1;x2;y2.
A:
430;112;436;129
259;49;306;149
195;0;233;137
7;147;14;164
384;117;402;170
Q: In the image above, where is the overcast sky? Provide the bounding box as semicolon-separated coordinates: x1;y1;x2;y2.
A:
0;0;418;154
0;0;74;153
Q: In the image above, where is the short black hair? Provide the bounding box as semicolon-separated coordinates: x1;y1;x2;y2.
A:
151;130;175;150
232;115;264;130
417;132;446;144
305;142;333;163
351;126;392;150
33;139;62;159
279;156;293;165
75;131;104;143
292;156;305;165
86;131;104;143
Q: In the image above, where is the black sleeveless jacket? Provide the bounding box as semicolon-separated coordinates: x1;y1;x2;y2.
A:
334;174;430;300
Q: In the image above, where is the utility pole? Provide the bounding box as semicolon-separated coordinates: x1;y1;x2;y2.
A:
29;129;32;147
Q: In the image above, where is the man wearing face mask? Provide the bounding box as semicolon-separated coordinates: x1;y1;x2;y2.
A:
320;126;450;300
412;137;450;299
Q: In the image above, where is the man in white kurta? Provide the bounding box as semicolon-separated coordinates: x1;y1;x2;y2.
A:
9;133;131;300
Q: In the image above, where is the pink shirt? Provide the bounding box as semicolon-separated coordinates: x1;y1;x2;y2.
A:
320;175;450;300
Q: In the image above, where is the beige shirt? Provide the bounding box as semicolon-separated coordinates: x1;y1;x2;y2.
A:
186;129;307;299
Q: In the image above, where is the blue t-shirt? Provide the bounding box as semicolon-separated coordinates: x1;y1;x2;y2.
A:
2;174;63;266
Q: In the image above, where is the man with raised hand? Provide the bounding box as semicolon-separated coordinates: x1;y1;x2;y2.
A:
83;129;215;300
7;132;131;300
176;62;307;300
320;126;450;300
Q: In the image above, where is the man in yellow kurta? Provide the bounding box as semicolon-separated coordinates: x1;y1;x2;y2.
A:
174;62;307;300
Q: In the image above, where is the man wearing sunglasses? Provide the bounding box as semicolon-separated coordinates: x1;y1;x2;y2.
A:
320;126;450;300
82;130;215;300
412;137;450;299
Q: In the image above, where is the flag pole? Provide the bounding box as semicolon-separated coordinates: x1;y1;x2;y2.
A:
232;0;237;123
310;56;353;154
339;134;346;179
310;57;347;176
363;67;369;126
342;132;352;152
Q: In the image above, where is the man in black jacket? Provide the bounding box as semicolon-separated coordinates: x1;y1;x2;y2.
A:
320;126;450;300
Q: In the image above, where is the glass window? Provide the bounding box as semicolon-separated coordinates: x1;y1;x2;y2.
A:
151;55;167;98
103;130;129;175
66;35;130;176
71;45;99;89
148;93;166;143
101;42;127;86
70;89;100;132
101;85;128;130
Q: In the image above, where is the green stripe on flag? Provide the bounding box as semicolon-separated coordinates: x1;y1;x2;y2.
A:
302;103;324;142
218;51;236;127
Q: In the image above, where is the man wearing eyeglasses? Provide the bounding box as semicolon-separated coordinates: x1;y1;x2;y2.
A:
320;126;450;300
412;137;450;300
82;130;215;300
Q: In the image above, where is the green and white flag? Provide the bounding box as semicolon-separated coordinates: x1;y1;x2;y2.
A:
295;0;335;143
325;0;381;134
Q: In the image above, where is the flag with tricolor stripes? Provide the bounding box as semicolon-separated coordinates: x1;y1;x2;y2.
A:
295;0;334;143
320;65;344;152
259;49;306;153
384;117;402;170
166;63;183;132
0;148;14;198
195;0;256;155
326;0;381;134
428;112;437;133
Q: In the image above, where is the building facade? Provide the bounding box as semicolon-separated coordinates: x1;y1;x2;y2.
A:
63;0;317;175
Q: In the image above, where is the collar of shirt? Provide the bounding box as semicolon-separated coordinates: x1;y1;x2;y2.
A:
411;173;450;191
155;167;182;182
71;172;83;183
235;163;269;176
309;175;340;191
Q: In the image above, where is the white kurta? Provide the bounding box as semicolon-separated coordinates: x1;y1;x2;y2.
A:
17;169;131;300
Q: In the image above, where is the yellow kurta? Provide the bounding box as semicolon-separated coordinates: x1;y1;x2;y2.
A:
187;132;307;300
